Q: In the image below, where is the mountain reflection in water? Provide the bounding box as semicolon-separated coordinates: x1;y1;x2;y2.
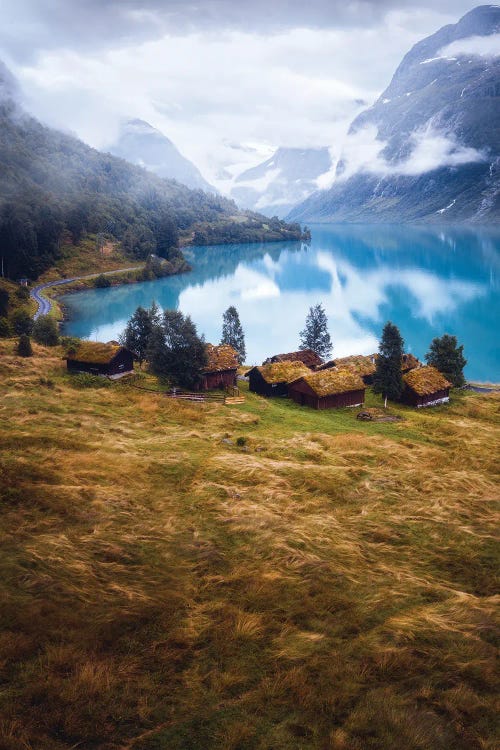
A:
62;224;499;381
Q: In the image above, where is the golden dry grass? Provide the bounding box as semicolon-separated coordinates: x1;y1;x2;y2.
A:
0;338;498;750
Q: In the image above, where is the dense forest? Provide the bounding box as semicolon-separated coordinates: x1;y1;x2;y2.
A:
0;73;307;280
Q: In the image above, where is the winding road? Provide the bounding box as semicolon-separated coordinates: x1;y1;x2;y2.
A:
30;267;141;320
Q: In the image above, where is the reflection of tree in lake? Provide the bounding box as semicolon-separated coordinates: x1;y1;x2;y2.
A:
62;226;499;380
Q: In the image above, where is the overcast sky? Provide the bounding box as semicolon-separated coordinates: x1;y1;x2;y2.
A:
0;0;486;186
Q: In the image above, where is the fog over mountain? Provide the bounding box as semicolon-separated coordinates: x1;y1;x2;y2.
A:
231;147;333;218
288;5;500;223
109;119;215;193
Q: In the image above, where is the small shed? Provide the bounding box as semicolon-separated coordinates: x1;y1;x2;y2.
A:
264;349;323;369
247;361;311;397
402;366;451;407
201;344;239;390
317;354;377;384
288;367;366;410
66;342;134;378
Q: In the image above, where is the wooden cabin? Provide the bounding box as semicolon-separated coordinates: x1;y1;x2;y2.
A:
288;367;366;410
402;366;451;408
263;349;323;369
401;353;421;374
200;344;239;390
66;342;134;378
247;361;310;397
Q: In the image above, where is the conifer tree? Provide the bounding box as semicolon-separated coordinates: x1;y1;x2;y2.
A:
17;334;33;357
373;321;404;406
425;334;467;387
299;303;332;360
220;306;246;364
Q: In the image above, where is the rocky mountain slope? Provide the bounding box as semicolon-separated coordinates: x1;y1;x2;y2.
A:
231;146;332;217
288;5;500;224
109;118;215;193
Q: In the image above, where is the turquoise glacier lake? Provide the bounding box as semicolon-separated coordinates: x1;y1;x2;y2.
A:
62;224;500;382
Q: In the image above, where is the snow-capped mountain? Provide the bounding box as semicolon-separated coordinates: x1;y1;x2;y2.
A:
288;5;500;224
231;147;333;218
109;119;215;193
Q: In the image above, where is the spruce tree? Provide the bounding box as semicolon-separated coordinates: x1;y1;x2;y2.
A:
17;334;33;357
220;306;246;364
425;334;467;387
299;303;332;360
373;321;404;405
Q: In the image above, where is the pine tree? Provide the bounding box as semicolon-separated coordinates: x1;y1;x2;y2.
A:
220;306;246;364
17;334;33;357
373;321;404;405
120;303;158;367
32;315;59;346
425;334;467;387
299;303;332;360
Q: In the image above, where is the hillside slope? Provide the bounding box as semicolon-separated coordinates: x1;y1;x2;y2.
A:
0;64;305;280
0;340;498;749
109;118;215;193
289;5;500;224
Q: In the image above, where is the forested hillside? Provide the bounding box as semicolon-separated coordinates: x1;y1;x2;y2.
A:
0;67;305;280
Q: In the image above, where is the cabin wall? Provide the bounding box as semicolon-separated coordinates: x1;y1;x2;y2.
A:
402;387;450;407
248;371;289;397
201;369;237;391
289;385;365;410
108;350;134;375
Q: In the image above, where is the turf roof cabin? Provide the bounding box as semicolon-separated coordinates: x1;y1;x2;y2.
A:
317;353;421;384
247;361;311;397
200;344;239;390
402;366;452;408
288;367;366;410
263;349;323;369
66;342;134;378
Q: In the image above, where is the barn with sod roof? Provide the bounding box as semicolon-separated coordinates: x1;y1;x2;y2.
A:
402;366;452;408
264;349;323;369
316;353;421;384
200;344;239;390
288;367;366;410
247;361;311;397
66;342;134;378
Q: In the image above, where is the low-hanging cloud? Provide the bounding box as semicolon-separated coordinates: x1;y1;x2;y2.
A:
336;123;486;182
437;32;500;59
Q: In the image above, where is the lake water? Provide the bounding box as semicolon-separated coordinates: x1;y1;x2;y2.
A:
62;224;500;382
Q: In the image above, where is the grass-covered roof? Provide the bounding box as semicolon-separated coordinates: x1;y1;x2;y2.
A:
295;367;366;397
67;342;124;364
255;360;311;384
204;344;239;373
403;366;451;396
267;349;323;368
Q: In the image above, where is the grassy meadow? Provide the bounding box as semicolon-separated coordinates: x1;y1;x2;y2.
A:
0;339;498;750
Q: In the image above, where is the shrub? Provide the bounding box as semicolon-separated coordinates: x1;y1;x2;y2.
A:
11;308;33;335
32;315;59;346
0;317;12;338
0;288;9;316
236;436;247;447
17;334;33;357
94;274;111;288
69;373;111;389
60;336;82;354
15;286;30;301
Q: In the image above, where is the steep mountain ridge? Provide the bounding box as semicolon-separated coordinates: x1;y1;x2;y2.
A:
231;146;332;218
288;5;500;224
109;119;215;193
